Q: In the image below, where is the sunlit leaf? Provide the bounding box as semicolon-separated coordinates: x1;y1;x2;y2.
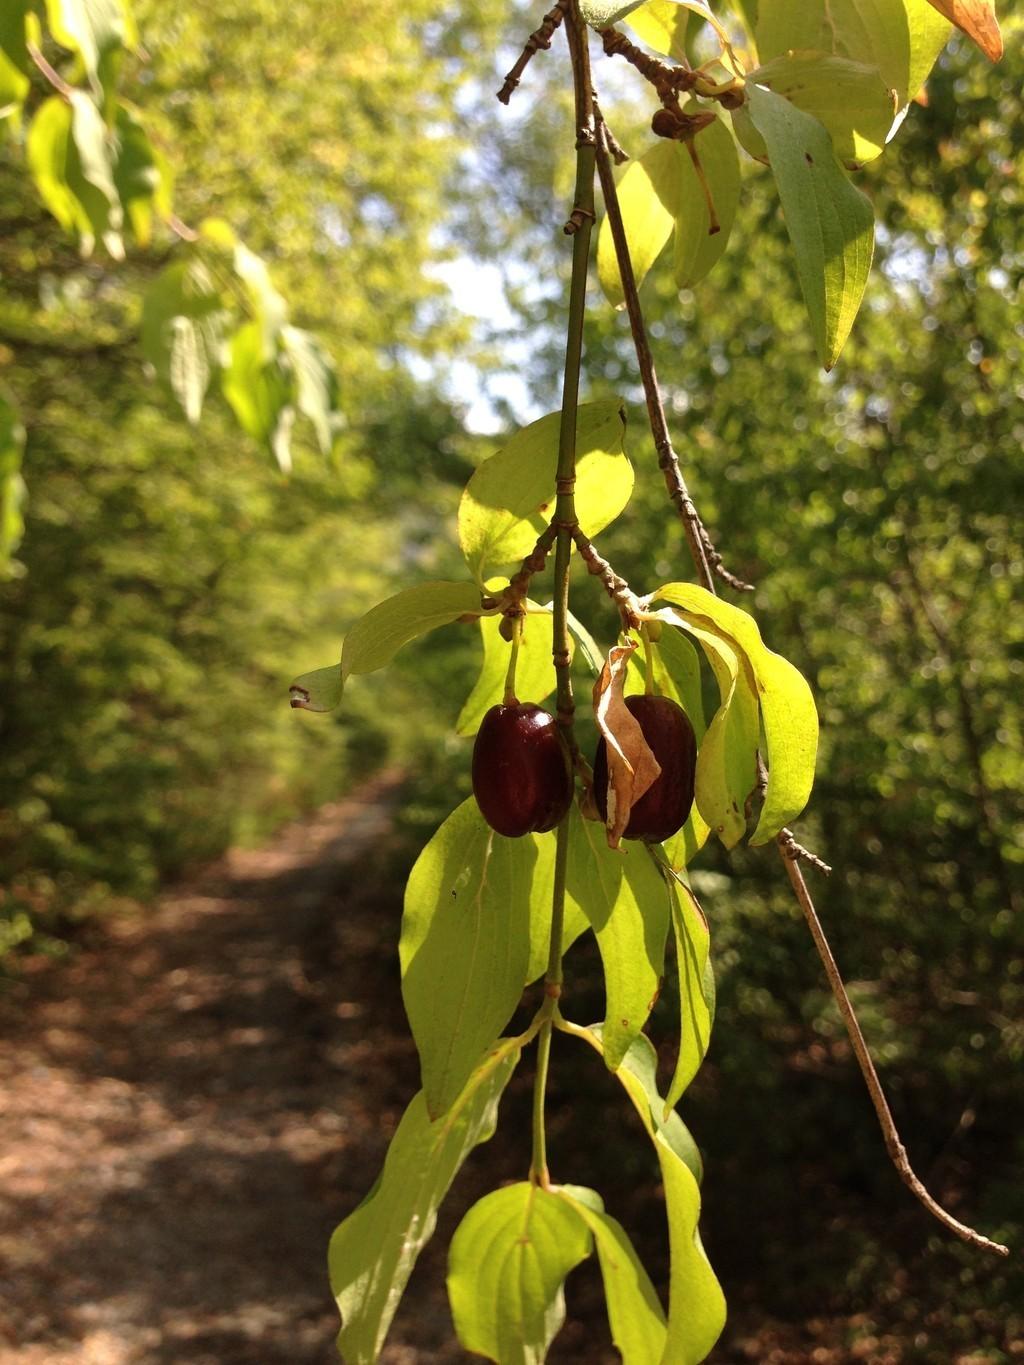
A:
745;82;874;370
555;1186;668;1365
598;142;676;309
112;104;172;246
626;0;690;60
650;583;819;843
738;52;896;165
401;799;583;1117
221;321;294;470
598;120;738;305
663;871;714;1112
44;0;135;97
447;1182;592;1364
341;581;491;687
142;258;230;423
673;114;740;288
755;0;951;109
458;401;631;582
27;92;124;258
566;804;669;1070
456;603;558;737
565;1027;725;1364
280;324;342;456
648;608;758;848
330;1040;521;1365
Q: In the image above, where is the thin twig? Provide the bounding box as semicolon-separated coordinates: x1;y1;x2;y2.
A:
594;90;1005;1261
497;0;569;104
27;41;74;99
571;527;641;626
778;827;833;876
782;852;1009;1257
593;117;752;593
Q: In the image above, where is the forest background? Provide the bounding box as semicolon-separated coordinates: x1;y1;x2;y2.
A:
0;0;1021;1358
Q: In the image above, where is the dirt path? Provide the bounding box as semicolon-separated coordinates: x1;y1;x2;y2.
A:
0;772;459;1365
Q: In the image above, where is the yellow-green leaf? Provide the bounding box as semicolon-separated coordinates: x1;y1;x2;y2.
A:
755;0;951;109
455;603;559;736
330;1040;521;1365
341;581;491;684
626;0;690;61
650;583;819;844
458;402;632;581
448;1183;593;1365
563;1027;725;1365
555;1186;668;1365
566;804;669;1071
740;51;897;165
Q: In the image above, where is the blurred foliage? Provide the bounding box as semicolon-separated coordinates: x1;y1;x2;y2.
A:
0;0;509;942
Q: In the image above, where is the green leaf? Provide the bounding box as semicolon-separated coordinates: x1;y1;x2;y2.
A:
566;804;669;1071
598;142;675;309
288;663;342;713
0;392;26;568
341;581;491;688
141;258;230;424
44;0;134;98
650;583;819;844
567;1028;725;1365
737;52;896;165
447;1182;593;1365
400;799;541;1117
555;1186;668;1365
755;0;950;109
458;402;632;582
663;871;714;1113
27;92;124;258
626;0;690;60
745;81;874;371
112;104;172;246
456;604;557;737
280;324;342;456
0;1;30;121
221;321;294;470
579;0;649;25
673;114;741;289
329;1039;521;1365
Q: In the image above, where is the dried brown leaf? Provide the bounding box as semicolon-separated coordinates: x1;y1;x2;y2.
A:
593;642;661;848
925;0;1003;61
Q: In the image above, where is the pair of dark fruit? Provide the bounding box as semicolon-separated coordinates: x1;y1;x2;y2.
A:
472;694;697;842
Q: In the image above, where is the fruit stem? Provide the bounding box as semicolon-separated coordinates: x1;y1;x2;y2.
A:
503;614;522;704
640;623;656;695
531;0;595;1191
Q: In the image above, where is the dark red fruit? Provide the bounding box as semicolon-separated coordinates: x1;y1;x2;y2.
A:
593;694;696;843
472;703;573;838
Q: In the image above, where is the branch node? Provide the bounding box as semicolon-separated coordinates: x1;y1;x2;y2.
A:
497;0;569;104
778;827;833;876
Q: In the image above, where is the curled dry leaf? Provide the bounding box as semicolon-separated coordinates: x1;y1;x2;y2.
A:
924;0;1003;61
593;641;662;848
